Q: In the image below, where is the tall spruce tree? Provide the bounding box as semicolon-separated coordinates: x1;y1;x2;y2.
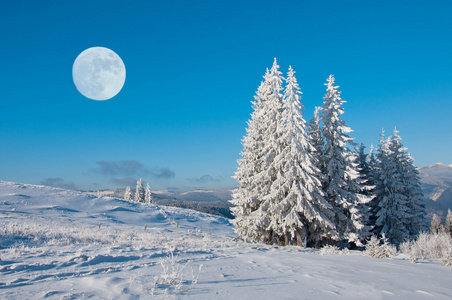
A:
134;178;145;203
373;128;424;244
320;75;368;245
230;66;274;242
374;129;409;243
401;150;425;237
246;58;286;244
267;66;336;246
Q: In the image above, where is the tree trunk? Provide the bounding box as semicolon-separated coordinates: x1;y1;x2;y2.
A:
285;233;290;246
266;230;274;245
297;228;306;247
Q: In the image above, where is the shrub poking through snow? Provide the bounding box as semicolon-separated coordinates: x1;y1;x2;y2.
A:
140;250;203;296
365;235;396;259
319;244;351;255
442;251;452;267
320;245;340;255
400;232;452;266
365;235;380;258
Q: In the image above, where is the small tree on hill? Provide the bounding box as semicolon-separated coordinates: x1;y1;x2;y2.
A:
124;186;133;201
134;178;145;203
145;183;152;204
445;209;452;237
430;214;442;234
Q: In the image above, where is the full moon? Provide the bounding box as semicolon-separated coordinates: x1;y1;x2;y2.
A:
72;47;126;101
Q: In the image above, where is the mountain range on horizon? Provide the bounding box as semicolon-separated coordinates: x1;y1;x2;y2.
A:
418;162;452;219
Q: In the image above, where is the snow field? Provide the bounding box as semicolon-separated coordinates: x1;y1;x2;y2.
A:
1;181;452;299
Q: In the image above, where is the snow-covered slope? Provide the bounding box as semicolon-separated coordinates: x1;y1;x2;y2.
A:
1;181;451;299
419;163;452;218
86;187;234;218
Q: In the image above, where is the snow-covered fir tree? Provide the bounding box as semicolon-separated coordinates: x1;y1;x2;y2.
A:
401;150;425;236
389;128;425;237
145;183;152;204
373;129;409;243
134;178;145;203
230;62;429;249
232;62;339;246
243;58;286;244
266;66;336;246
373;128;425;244
124;186;133;201
320;75;369;245
230;66;274;242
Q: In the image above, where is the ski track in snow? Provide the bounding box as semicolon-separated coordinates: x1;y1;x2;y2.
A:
0;181;451;299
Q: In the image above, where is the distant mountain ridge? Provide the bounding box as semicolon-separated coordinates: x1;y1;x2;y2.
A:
86;163;452;221
418;162;452;219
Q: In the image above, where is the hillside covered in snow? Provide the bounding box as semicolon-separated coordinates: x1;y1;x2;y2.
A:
87;187;234;219
1;181;451;299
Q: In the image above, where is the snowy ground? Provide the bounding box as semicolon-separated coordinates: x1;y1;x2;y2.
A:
1;181;451;299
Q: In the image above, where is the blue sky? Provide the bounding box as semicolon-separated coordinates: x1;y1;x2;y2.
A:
0;0;451;191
